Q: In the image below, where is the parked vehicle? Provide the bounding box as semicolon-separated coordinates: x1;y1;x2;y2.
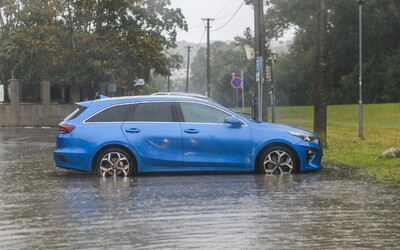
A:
54;94;322;177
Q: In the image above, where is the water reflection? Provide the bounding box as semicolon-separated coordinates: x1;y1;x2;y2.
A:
0;128;399;249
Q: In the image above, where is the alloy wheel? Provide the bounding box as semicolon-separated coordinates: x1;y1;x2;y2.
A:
263;149;294;174
99;152;130;177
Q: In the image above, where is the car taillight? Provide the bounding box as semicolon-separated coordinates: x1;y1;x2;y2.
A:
58;124;75;134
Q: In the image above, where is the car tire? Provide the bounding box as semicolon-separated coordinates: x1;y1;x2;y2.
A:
95;148;134;177
258;146;298;174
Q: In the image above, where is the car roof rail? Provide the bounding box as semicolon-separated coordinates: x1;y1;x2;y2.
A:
151;92;212;101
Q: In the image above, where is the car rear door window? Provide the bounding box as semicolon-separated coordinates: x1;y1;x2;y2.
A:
129;102;174;122
86;104;132;122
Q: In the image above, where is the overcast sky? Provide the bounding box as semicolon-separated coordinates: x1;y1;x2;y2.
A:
170;0;254;43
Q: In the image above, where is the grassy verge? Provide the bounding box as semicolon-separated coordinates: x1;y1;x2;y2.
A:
271;103;400;187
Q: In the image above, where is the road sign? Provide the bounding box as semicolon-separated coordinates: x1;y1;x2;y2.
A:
256;56;260;81
231;76;242;89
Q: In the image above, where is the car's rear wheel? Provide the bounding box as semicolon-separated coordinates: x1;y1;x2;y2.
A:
95;148;134;177
258;146;298;174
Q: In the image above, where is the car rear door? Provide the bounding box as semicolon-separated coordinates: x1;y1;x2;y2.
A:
122;102;182;171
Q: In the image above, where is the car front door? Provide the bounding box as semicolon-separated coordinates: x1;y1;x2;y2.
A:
122;102;182;171
178;102;252;170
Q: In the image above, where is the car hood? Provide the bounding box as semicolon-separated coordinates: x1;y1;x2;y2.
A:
257;122;316;136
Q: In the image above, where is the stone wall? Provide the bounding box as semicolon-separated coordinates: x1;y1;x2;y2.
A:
0;80;76;127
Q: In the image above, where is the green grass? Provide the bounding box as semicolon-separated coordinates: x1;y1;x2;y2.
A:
270;103;400;187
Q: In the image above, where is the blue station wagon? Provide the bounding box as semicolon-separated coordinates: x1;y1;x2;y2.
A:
54;94;322;177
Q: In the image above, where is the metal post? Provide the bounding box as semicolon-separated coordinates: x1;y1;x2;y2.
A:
272;54;277;123
167;74;170;92
258;56;263;122
241;70;244;112
232;72;236;107
358;0;363;139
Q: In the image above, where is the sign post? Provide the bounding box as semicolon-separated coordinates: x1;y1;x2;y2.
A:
231;76;242;108
256;56;263;122
241;70;244;112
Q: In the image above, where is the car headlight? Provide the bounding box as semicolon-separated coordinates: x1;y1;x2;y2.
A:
288;131;319;144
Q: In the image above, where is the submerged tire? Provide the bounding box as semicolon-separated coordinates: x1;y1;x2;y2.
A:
95;148;134;177
258;146;298;174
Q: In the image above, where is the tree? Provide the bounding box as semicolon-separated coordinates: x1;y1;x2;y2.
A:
262;0;400;106
0;0;187;100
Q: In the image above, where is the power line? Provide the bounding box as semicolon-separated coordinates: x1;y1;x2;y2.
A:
212;0;245;32
193;28;206;52
212;0;239;19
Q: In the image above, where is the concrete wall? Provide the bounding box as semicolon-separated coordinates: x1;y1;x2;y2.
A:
0;80;76;127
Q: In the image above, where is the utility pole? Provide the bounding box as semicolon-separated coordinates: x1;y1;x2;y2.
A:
314;0;328;147
185;46;193;93
254;0;266;122
202;18;214;97
358;0;363;139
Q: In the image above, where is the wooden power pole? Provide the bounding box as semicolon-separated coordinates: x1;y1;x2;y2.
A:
254;0;267;122
185;46;193;93
314;0;328;147
202;18;214;97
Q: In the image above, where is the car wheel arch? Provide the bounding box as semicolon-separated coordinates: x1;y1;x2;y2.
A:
254;142;300;173
91;144;138;173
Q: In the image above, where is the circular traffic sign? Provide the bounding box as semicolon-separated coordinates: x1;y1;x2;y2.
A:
231;77;242;89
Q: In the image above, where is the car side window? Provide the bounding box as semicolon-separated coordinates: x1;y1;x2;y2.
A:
179;102;231;124
129;102;174;122
86;104;132;122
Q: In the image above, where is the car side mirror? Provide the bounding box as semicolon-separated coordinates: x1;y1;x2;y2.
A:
224;117;242;127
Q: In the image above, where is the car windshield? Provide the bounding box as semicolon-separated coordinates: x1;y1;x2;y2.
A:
237;112;257;122
227;108;257;122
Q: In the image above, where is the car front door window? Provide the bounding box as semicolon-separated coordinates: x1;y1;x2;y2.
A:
180;102;230;124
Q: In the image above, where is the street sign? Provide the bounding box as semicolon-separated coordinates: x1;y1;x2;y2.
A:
231;77;242;89
134;78;145;87
265;64;272;82
256;56;260;81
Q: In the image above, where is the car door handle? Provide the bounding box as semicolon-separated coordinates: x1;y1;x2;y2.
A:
184;129;199;134
125;128;141;133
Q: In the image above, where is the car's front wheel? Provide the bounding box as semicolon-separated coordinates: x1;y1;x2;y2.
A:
95;148;134;177
258;146;298;174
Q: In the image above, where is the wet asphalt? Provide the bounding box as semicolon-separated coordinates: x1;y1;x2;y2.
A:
0;127;399;249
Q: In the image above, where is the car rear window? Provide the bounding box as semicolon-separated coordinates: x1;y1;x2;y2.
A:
63;106;87;121
86;104;133;122
127;102;174;122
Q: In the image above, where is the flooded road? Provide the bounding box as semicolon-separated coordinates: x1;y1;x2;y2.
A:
0;128;399;249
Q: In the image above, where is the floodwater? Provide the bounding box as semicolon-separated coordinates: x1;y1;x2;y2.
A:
0;128;399;249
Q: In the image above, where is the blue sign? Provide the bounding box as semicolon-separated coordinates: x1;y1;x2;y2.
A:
256;57;260;73
231;77;242;89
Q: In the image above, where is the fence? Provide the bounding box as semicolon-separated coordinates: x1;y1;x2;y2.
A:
0;80;77;127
